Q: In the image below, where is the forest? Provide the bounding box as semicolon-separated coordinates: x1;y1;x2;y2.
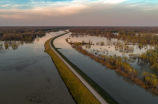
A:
70;27;158;46
0;26;70;41
70;27;158;34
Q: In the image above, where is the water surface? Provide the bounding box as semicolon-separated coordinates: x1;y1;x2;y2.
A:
68;35;158;77
0;31;75;104
54;33;158;104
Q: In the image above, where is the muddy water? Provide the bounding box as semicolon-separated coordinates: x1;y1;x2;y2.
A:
54;33;158;104
0;31;75;104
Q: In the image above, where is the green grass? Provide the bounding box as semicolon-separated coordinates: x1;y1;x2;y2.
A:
45;32;118;104
44;36;100;104
50;33;118;104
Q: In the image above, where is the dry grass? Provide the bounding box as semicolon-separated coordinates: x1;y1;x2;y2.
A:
44;38;100;104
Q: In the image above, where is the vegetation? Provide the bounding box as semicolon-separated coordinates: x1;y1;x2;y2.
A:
70;27;158;47
2;31;45;41
0;26;72;50
0;26;70;41
142;72;158;88
44;35;101;104
70;27;158;35
69;26;158;95
48;33;117;104
139;48;158;73
69;42;158;94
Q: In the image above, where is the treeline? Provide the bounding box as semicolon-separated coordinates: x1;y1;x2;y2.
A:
69;42;158;94
142;72;158;89
70;27;158;35
117;32;158;46
0;26;71;41
139;48;158;73
2;31;45;41
70;27;158;46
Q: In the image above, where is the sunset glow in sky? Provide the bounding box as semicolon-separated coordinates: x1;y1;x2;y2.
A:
0;0;158;26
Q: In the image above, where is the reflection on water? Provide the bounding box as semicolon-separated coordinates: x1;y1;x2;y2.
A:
0;31;75;104
0;35;45;51
0;39;37;50
54;33;158;104
67;35;157;77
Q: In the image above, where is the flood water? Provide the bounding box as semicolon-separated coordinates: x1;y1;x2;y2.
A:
0;31;75;104
68;35;156;77
54;33;158;104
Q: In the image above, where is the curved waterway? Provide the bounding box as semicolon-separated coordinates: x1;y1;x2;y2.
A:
54;33;158;104
0;31;75;104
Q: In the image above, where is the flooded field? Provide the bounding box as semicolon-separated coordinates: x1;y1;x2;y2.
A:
54;33;158;104
0;31;75;104
67;35;157;77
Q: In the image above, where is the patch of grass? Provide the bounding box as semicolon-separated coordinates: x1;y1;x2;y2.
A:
44;37;100;104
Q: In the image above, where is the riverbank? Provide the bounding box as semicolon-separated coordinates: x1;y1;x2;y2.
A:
69;42;158;95
44;33;101;104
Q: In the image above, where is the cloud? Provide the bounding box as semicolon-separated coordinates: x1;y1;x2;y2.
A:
101;0;126;3
1;4;11;7
0;0;88;19
0;0;158;26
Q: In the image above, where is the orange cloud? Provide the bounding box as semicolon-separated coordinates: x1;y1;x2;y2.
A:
0;4;87;19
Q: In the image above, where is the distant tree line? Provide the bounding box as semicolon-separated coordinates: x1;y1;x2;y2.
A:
70;27;158;46
70;27;158;35
0;26;71;41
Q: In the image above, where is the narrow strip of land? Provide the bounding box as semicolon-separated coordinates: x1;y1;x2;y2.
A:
45;35;100;104
49;33;108;104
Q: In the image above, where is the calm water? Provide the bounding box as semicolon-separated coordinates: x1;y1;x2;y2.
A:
68;35;156;77
0;31;75;104
54;33;158;104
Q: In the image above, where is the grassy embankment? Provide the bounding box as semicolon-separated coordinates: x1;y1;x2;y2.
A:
44;33;100;104
52;34;117;104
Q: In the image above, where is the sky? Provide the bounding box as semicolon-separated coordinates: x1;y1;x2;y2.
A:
0;0;158;26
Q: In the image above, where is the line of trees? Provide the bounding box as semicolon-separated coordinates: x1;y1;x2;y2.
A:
69;42;158;94
139;48;158;73
0;26;72;50
142;72;158;88
68;27;158;94
70;27;158;35
0;26;71;41
2;31;45;41
69;27;158;47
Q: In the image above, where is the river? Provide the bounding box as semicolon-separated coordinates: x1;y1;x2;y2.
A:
0;31;75;104
54;32;158;104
